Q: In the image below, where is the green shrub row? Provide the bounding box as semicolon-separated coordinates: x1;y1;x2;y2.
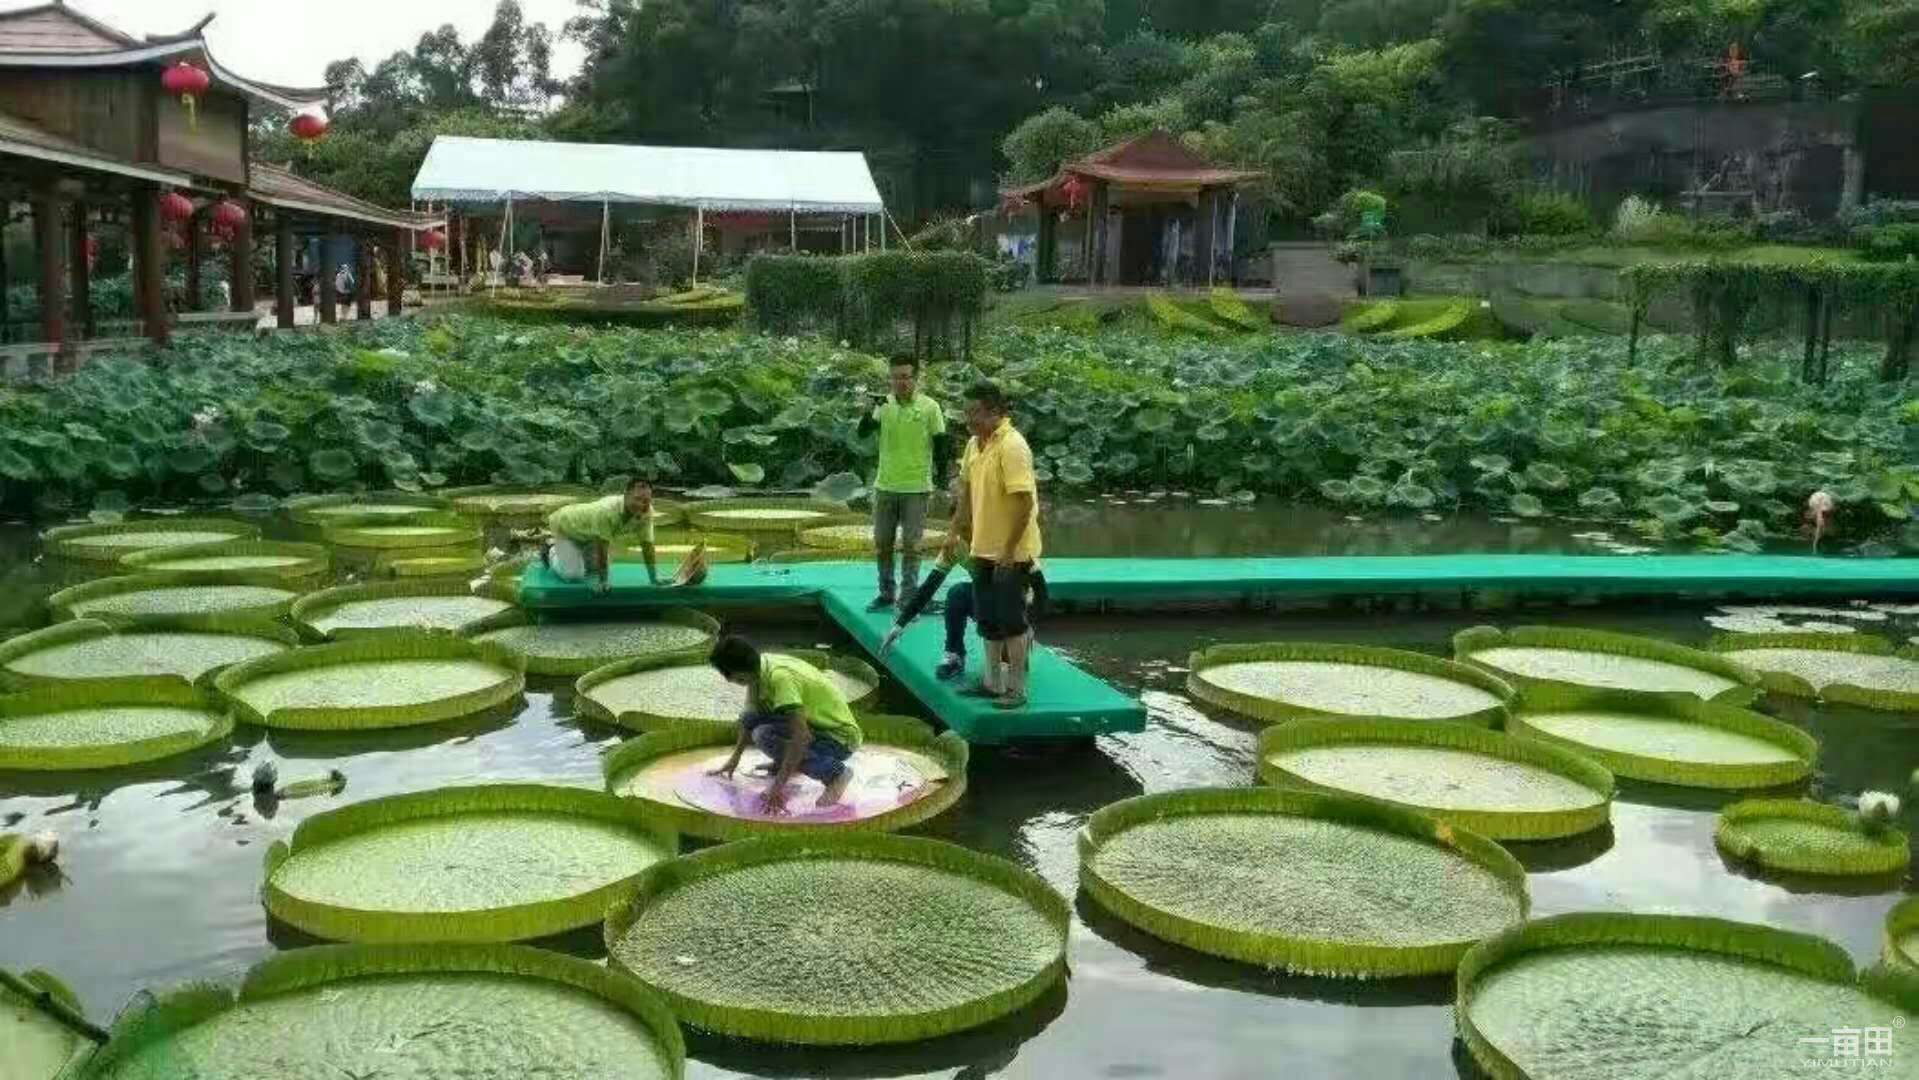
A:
745;251;990;357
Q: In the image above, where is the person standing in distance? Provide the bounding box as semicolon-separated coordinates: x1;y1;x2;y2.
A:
952;380;1041;710
856;355;950;612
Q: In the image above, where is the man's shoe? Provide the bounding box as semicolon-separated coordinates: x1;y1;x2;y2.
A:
960;684;999;698
865;595;895;613
992;693;1028;711
935;653;964;680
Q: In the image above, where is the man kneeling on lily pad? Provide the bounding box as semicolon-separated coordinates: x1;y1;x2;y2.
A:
707;635;865;815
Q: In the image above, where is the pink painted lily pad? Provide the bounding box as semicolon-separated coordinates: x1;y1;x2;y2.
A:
631;747;947;824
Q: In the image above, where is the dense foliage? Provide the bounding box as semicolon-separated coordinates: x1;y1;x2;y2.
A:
745;253;990;357
3;317;1917;554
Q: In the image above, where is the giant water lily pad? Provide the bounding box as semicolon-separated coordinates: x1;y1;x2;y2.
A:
1886;896;1919;970
2;969;95;1080
798;523;948;552
0;680;232;770
48;573;300;627
1;835;27;889
618;537;752;566
42;518;258;563
1456;625;1760;704
121;540;329;581
470;610;718;677
1188;642;1514;727
606;834;1067;1044
443;485;592;519
605;715;968;839
1079;787;1528;977
577;650;881;730
0;618;294;689
264;784;677;943
1457;913;1918;1080
1257;718;1613;840
69;945;683;1080
322;516;483;552
377;552;488;578
291;581;514;639
284;492;449;525
1715;632;1919;712
685;498;850;533
1510;687;1816;789
1715;799;1910;878
214;632;524;730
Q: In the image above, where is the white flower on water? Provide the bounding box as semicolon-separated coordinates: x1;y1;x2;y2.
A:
413;378;440;395
1859;791;1902;825
190;406;221;432
26;830;58;863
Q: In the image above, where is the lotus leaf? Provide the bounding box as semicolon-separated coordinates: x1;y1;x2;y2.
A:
471;610;719;677
1509;687;1816;789
1455;626;1759;703
264;784;677;943
0;618;293;688
291;582;515;639
120;541;328;580
70;945;683;1080
0;679;233;770
1457;913;1915;1080
605;715;969;839
42;518;258;562
214;632;524;730
606;834;1067;1044
1715;799;1910;877
1;968;94;1080
1257;719;1613;840
1079;787;1528;977
49;574;299;627
578;650;880;730
1188;642;1513;727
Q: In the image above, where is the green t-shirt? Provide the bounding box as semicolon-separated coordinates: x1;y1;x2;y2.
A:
871;393;946;494
760;653;864;751
546;494;655;545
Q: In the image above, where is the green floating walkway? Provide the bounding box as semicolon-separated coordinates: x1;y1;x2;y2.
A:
520;553;1918;741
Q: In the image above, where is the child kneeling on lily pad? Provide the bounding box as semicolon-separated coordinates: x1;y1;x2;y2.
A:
707;635;865;815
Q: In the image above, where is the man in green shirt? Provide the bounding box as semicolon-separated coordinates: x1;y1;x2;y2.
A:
707;635;864;814
856;356;951;612
543;477;659;595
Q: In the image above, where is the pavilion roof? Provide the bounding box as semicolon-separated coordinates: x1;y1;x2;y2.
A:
0;3;328;111
1003;130;1262;206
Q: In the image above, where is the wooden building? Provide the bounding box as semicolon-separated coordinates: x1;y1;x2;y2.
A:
1001;131;1259;288
0;2;440;373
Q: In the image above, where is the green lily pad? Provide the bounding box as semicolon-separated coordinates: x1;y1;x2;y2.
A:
48;574;299;628
284;493;450;525
1257;718;1614;840
1885;896;1919;970
1456;625;1760;704
69;945;682;1080
290;582;514;639
1457;913;1916;1080
798;523;949;552
1080;787;1527;977
576;650;880;730
0;679;233;770
0;618;295;688
1715;799;1910;877
42;518;258;563
470;610;719;677
1;968;94;1080
443;485;592;519
264;784;676;943
1509;687;1816;789
1715;632;1919;712
120;541;329;580
685;498;850;533
605;834;1067;1045
322;517;483;551
214;632;524;730
1187;642;1514;727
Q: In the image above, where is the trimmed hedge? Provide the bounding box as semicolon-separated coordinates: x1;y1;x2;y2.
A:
746;251;990;357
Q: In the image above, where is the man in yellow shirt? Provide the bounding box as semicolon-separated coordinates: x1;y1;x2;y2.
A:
707;634;864;813
856;356;950;612
543;478;660;595
952;380;1042;709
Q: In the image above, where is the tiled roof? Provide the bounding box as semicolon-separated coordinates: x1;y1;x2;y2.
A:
1003;130;1262;203
0;4;138;53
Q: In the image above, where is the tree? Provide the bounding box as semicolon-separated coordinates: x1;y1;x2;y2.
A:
1002;107;1102;184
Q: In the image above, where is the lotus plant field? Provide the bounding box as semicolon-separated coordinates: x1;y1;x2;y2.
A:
1;317;1916;552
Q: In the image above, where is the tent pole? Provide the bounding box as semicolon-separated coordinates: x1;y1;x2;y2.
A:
880;210;886;251
598;199;609;286
789;209;797;251
693;204;703;286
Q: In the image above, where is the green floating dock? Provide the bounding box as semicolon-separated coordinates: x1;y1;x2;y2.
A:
520;553;1918;742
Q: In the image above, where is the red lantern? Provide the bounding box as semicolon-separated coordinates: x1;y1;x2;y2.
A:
1059;174;1088;212
420;229;447;252
289;112;329;142
211;200;248;232
159;192;195;223
161;62;211;130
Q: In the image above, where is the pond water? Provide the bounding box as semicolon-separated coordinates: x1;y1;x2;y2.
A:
1;497;1915;1080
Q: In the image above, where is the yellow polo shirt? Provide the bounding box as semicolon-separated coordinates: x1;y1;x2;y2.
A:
961;418;1042;563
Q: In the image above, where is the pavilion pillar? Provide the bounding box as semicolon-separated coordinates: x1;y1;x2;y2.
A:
1196;188;1217;289
230;201;256;313
68;197;92;340
1036;206;1056;284
185;206;205;312
131;184;167;345
1088;181;1109;286
318;226;338;325
356;238;374;321
388;228;406;316
275;212;294;329
33;185;67;351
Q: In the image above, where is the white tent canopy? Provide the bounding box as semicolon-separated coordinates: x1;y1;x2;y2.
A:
410;136;885;214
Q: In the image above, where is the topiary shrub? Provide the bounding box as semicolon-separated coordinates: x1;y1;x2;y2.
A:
745;255;846;337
